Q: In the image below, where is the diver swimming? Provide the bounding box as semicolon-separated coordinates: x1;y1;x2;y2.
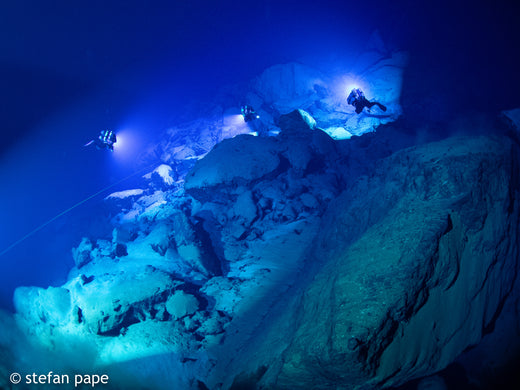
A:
241;105;260;122
347;88;387;114
85;129;117;151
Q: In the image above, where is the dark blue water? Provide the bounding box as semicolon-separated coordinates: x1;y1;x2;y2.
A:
1;0;519;311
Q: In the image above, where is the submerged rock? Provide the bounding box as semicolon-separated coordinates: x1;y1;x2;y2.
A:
5;126;519;390
2;66;519;390
272;136;520;389
501;107;520;143
252;62;327;113
71;237;93;268
144;50;406;179
143;164;176;188
278;108;317;134
184;134;281;193
165;290;199;320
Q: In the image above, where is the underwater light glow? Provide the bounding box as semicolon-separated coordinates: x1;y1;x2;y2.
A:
222;114;256;137
329;74;370;108
112;128;143;163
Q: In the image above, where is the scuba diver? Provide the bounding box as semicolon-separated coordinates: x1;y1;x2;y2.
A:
347;88;387;114
85;129;117;151
241;105;260;122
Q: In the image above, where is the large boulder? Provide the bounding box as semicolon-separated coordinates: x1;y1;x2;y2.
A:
165;290;199;320
15;267;179;336
185;111;338;197
270;136;520;388
278;108;317;134
184;134;281;193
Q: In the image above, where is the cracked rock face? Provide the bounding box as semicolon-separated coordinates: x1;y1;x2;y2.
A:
3;105;519;390
271;136;520;389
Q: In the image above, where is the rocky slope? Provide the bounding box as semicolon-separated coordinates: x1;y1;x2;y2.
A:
139;48;407;180
270;135;520;389
1;48;519;389
2;105;519;389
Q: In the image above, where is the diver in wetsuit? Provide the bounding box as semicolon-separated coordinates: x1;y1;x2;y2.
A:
241;105;259;122
347;88;387;114
85;130;117;151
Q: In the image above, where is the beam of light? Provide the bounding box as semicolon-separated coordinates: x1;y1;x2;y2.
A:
222;114;256;138
112;128;144;163
327;73;371;111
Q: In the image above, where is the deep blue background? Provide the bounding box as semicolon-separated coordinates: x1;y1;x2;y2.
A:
0;0;519;310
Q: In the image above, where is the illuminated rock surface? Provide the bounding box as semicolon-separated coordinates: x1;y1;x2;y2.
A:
1;61;519;390
272;136;520;389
